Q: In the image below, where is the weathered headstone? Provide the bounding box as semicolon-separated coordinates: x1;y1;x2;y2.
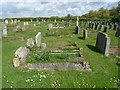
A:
33;24;36;27
96;32;110;56
49;24;53;30
76;16;79;34
15;47;30;62
41;43;46;49
109;23;113;29
35;32;41;47
91;23;94;29
5;20;8;24
98;25;103;30
27;38;35;48
2;29;7;37
31;19;32;22
83;30;87;39
115;25;120;37
22;26;26;31
95;23;99;30
113;24;118;30
103;26;108;33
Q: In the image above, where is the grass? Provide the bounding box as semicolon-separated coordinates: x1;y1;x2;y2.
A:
2;21;119;88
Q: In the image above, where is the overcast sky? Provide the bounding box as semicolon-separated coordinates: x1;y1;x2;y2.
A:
0;0;119;18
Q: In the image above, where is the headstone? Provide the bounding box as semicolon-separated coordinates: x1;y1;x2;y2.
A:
95;23;99;30
113;24;118;30
13;29;18;32
5;20;8;24
103;26;108;33
27;38;35;48
76;16;79;34
33;24;36;27
15;47;30;62
55;19;56;23
96;32;110;56
83;30;87;39
89;23;92;29
91;23;94;29
2;29;7;37
24;22;26;26
49;24;53;30
109;23;113;29
22;26;26;31
41;43;46;49
35;32;41;47
26;22;29;26
13;58;20;67
98;25;103;30
31;19;32;22
11;19;14;24
115;25;120;37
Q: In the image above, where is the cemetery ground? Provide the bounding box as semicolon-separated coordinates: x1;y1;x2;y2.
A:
1;21;119;88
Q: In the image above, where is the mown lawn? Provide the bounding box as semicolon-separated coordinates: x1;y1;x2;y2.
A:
2;21;119;88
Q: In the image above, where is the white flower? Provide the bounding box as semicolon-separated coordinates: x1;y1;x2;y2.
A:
79;84;81;85
52;84;55;87
59;84;60;86
7;80;9;83
87;84;88;85
10;86;12;88
31;79;33;82
77;82;78;83
51;75;52;77
39;79;41;81
42;72;43;74
57;80;58;82
12;81;14;83
83;84;84;85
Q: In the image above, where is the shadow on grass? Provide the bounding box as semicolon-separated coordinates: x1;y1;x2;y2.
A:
78;37;85;40
86;44;100;53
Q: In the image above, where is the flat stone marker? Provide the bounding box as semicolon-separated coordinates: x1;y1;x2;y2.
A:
41;43;46;49
35;32;41;47
27;38;35;48
96;32;110;56
103;26;108;33
83;29;87;38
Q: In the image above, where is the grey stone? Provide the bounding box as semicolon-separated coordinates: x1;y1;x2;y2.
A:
35;32;41;47
103;26;108;33
96;32;110;56
113;24;118;30
83;29;87;38
98;25;103;30
13;58;20;67
41;43;46;49
15;47;30;62
27;38;35;48
49;24;53;30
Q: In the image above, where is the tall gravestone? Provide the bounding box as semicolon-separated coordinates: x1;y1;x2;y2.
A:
35;32;41;47
76;16;79;34
96;32;110;56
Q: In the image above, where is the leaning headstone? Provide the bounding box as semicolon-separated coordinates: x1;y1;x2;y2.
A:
115;25;120;37
35;32;41;47
98;25;103;30
41;43;46;49
96;32;110;56
103;26;108;33
83;30;87;39
49;24;53;30
15;47;30;62
113;24;118;30
27;38;35;48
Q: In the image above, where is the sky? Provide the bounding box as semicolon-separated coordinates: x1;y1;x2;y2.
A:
0;0;120;18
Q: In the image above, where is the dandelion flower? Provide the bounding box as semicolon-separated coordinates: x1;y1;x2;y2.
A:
10;86;12;88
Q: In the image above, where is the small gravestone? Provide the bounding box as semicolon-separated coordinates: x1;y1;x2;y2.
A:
2;29;7;37
98;25;103;30
24;22;26;26
83;30;87;39
115;26;120;37
96;32;110;56
49;24;53;30
89;23;92;29
27;38;35;48
22;26;26;31
113;24;118;30
26;22;29;26
41;43;46;49
35;32;41;47
103;26;108;33
109;24;113;29
33;24;36;27
31;19;32;22
5;20;8;24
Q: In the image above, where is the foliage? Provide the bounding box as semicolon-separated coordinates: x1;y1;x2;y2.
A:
35;51;50;62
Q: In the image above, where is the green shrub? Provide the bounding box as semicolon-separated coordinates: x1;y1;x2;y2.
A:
35;51;50;62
